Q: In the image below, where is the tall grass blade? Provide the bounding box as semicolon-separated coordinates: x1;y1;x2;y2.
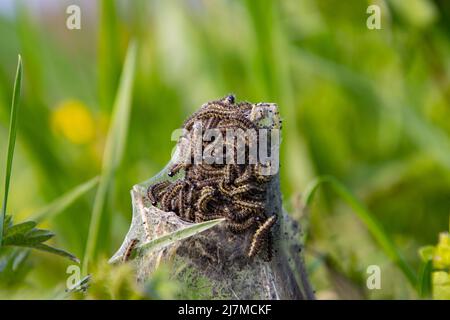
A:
302;175;418;288
31;176;99;223
417;259;433;299
110;218;225;264
83;42;137;274
98;0;121;111
0;55;22;247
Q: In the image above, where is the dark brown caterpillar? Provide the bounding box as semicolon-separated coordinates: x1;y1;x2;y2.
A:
227;207;253;222
255;162;273;183
147;180;170;206
233;198;265;212
234;165;253;185
195;164;225;177
194;211;224;223
168;163;186;177
227;216;255;234
196;186;215;213
160;180;185;211
194;177;223;188
122;238;140;262
248;215;277;258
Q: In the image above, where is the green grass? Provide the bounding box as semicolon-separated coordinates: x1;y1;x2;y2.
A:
83;41;137;274
303;175;418;288
0;55;79;271
110;218;225;264
0;55;22;247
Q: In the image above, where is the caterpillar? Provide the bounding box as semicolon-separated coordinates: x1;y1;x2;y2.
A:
233;198;265;212
160;180;185;211
255;162;273;183
248;215;277;258
196;186;216;213
168;163;186;177
227;216;255;234
122;238;140;263
227;207;253;222
147;180;170;206
234;165;254;185
193;177;223;188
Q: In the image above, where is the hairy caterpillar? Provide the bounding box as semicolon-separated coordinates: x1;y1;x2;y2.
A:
248;215;277;258
122;238;140;262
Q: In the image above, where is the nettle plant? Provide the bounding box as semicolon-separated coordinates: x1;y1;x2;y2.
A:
0;56;91;289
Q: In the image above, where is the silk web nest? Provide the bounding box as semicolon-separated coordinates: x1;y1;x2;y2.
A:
110;95;283;290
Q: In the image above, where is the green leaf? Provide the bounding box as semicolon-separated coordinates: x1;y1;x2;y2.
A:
23;229;55;244
4;221;36;238
136;218;225;257
3;226;54;247
418;259;433;299
1;55;23;247
83;41;137;273
31;243;79;263
31;176;99;222
1;219;77;263
2;233;25;246
302;175;418;288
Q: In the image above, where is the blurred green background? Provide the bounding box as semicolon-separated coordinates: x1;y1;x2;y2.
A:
0;0;449;299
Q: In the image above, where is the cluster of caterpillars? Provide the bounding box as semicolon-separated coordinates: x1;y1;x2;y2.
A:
147;95;277;261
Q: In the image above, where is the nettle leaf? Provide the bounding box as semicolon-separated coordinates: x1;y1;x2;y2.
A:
2;218;78;263
31;243;79;263
4;221;36;238
24;229;55;244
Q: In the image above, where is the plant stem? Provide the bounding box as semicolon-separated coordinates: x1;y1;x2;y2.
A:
0;55;22;247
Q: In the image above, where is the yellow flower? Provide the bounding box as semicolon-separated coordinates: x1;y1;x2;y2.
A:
433;271;450;300
434;232;450;270
51;100;95;145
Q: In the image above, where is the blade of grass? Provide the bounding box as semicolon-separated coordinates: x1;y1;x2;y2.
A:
302;175;418;288
99;0;121;111
138;218;225;253
417;259;433;299
30;176;99;223
109;218;225;264
0;55;22;247
83;42;137;274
